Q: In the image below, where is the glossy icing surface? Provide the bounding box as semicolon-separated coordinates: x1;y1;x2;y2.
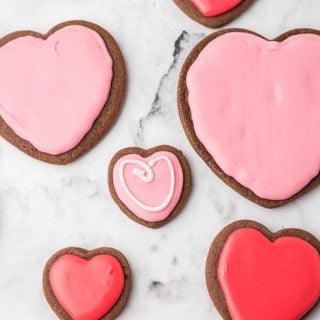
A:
49;254;124;320
190;0;242;17
113;151;184;222
217;228;320;320
0;25;113;155
187;32;320;200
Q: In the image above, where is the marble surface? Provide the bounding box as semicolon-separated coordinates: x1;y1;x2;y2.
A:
0;0;320;319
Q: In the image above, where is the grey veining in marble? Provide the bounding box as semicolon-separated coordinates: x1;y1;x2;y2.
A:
0;0;320;319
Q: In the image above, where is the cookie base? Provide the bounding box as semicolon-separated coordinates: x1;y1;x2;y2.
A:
178;28;320;208
43;247;131;320
108;145;192;228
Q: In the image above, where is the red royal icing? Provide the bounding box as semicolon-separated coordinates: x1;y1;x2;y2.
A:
217;228;320;320
49;254;125;320
190;0;242;17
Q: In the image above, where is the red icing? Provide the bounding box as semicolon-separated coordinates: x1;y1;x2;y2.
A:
217;228;320;320
190;0;242;17
49;254;125;320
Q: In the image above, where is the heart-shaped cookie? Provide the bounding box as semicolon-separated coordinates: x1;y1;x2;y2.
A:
43;247;131;320
173;0;254;28
108;145;191;228
178;29;320;207
206;220;320;320
0;20;126;164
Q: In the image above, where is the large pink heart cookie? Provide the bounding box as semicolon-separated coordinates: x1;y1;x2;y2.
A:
108;145;192;228
173;0;254;28
178;29;320;207
0;21;126;164
43;247;131;320
206;220;320;320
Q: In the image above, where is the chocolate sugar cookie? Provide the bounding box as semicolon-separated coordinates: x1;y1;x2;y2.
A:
43;247;131;320
108;145;192;228
173;0;254;28
178;28;320;208
206;220;320;320
0;20;126;164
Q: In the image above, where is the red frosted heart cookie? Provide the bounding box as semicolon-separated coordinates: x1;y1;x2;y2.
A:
0;21;126;164
108;145;192;228
178;29;320;207
190;0;242;16
43;247;131;320
206;220;320;320
173;0;254;28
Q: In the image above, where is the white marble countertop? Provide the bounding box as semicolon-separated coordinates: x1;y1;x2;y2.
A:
0;0;320;319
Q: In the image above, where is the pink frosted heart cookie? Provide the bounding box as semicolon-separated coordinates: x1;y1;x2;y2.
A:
173;0;254;28
178;29;320;208
0;21;126;164
108;145;192;228
43;247;131;320
206;220;320;320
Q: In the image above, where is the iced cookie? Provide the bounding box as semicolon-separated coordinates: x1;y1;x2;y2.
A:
173;0;254;28
178;29;320;207
108;145;191;228
43;247;130;320
206;220;320;320
0;20;126;164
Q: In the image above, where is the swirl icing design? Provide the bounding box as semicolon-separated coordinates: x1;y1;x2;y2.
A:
113;151;184;222
119;156;175;212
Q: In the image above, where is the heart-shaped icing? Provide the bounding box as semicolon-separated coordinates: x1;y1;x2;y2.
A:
0;23;114;156
217;228;320;320
190;0;242;17
119;155;176;212
49;254;125;320
206;221;320;320
111;149;185;224
184;31;320;202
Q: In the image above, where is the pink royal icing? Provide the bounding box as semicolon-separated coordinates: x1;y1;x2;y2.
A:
113;151;184;222
217;228;320;320
190;0;242;17
49;254;125;320
0;25;113;155
186;32;320;200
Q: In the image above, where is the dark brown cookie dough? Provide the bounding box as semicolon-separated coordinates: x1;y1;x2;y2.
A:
178;28;320;208
173;0;255;28
205;220;320;320
43;247;131;320
0;20;126;164
108;145;192;229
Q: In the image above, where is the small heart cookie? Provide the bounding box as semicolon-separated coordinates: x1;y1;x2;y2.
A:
206;220;320;320
108;145;192;228
178;29;320;207
173;0;254;28
43;247;131;320
0;20;126;164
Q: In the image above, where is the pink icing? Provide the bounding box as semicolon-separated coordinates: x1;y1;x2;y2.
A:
0;25;113;155
49;254;125;320
190;0;242;17
217;228;320;320
112;151;184;222
187;32;320;200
